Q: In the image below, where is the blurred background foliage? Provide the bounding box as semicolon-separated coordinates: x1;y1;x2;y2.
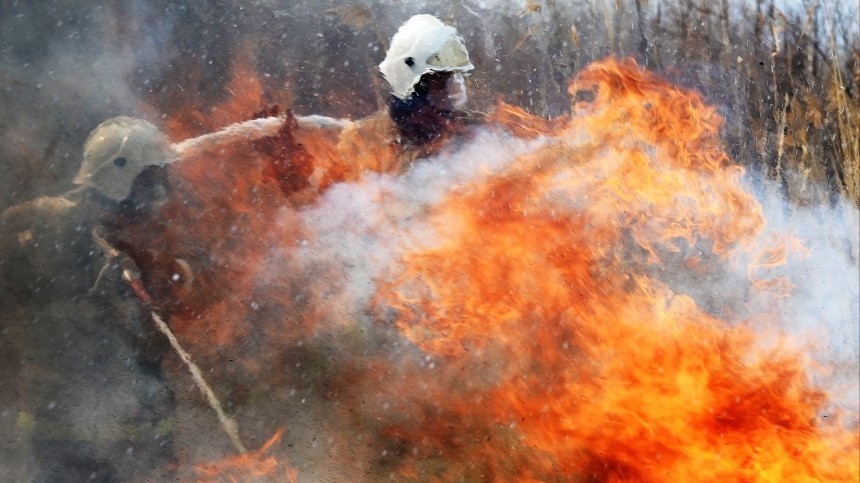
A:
1;0;857;209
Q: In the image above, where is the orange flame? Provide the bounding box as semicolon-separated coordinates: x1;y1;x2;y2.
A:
123;61;309;355
193;429;298;482
125;56;856;480
372;59;859;480
163;57;267;141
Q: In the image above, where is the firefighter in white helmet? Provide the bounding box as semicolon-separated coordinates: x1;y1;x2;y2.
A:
378;13;475;144
0;116;179;480
296;13;559;192
316;14;480;182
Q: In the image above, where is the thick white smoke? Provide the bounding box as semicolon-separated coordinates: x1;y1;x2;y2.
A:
265;121;859;432
748;180;860;417
269;128;548;328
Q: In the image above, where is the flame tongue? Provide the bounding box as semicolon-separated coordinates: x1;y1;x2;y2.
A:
383;58;765;358
372;59;859;479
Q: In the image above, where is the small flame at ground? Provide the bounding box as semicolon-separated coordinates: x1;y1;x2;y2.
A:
193;429;298;482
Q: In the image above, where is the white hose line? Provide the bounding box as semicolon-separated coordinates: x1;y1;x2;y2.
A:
122;271;247;454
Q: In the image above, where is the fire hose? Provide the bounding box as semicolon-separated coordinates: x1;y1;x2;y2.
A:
171;113;351;158
120;269;248;454
85;114;349;458
90;226;248;455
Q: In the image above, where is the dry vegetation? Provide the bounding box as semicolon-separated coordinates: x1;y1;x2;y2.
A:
136;0;860;208
1;0;857;207
455;0;859;206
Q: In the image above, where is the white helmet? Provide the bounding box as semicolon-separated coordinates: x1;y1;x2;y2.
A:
379;14;474;99
74;116;176;200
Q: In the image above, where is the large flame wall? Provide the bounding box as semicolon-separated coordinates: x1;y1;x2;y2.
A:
118;59;858;481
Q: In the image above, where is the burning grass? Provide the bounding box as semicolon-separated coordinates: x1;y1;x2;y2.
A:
122;58;858;480
372;59;859;480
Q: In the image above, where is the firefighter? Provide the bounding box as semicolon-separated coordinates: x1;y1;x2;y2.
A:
297;14;479;187
0;117;178;481
378;13;475;146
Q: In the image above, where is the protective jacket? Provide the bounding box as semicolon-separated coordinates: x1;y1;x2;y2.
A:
0;188;176;481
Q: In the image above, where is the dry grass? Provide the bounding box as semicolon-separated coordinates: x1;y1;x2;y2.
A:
828;46;860;205
6;1;857;209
